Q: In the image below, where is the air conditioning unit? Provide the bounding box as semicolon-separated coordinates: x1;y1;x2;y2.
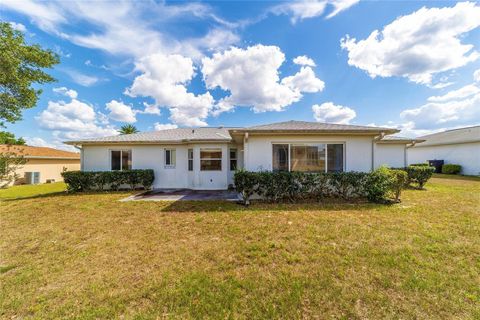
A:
24;172;40;185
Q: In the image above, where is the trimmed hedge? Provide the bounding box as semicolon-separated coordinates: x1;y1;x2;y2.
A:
62;170;155;192
234;167;407;205
410;163;429;167
405;166;435;189
442;164;461;174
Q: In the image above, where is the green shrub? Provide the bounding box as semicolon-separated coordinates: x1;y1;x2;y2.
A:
405;166;435;189
62;170;155;192
234;169;398;205
388;169;408;202
441;164;461;175
410;163;429;167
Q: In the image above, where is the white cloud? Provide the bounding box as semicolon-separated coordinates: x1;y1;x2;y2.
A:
202;45;324;114
273;0;359;23
24;136;77;152
53;87;78;99
61;68;101;86
401;89;480;130
154;123;178;131
142;102;161;115
9;21;26;32
281;67;325;93
126;53;214;126
105;100;137;123
474;69;480;82
293;55;316;67
341;2;480;85
427;84;480;102
36;95;117;141
312;102;356;124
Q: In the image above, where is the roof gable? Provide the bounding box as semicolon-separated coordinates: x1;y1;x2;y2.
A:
0;145;80;159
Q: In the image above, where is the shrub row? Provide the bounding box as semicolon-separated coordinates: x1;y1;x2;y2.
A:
234;167;407;205
62;170;155;192
442;164;461;174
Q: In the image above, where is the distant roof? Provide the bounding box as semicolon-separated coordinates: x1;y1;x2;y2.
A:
0;145;80;159
65;127;234;145
377;135;425;143
65;120;399;145
239;120;398;134
413;125;480;147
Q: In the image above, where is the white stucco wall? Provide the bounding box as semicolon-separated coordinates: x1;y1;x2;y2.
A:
374;144;406;169
82;143;241;189
408;142;480;176
244;135;374;172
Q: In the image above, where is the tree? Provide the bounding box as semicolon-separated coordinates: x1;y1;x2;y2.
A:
0;131;26;145
0;148;26;188
0;22;59;127
119;124;139;134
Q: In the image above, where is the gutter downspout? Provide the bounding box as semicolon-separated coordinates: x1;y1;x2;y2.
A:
372;132;385;171
74;145;83;171
405;140;417;167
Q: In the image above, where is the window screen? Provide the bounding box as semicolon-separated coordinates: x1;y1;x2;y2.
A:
200;149;222;171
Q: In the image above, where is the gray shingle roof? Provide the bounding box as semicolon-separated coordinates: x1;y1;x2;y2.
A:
244;120;397;133
377;135;425;143
65;127;234;145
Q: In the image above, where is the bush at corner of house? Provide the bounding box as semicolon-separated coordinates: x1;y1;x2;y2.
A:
61;169;155;192
365;166;394;203
441;164;461;175
388;168;408;202
233;169;258;205
405;165;435;189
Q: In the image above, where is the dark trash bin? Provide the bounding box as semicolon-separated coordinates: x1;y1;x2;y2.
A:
428;160;444;173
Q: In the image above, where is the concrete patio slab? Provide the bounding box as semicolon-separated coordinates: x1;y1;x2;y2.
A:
120;189;240;202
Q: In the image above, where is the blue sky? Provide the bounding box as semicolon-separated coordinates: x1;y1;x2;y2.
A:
2;0;480;150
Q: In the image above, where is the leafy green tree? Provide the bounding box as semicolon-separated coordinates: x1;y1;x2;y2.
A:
0;22;59;127
0;148;26;188
0;131;26;145
119;124;139;134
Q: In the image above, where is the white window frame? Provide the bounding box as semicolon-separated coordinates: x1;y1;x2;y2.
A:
188;148;193;171
229;148;237;171
272;142;345;172
110;149;132;171
164;148;176;168
200;148;222;171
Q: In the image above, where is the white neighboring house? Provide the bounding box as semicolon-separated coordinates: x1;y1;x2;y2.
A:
408;126;480;176
65;121;421;190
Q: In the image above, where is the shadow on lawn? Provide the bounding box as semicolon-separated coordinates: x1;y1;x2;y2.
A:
158;199;384;213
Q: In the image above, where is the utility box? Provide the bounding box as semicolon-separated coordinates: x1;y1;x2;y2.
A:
24;172;40;184
428;160;444;173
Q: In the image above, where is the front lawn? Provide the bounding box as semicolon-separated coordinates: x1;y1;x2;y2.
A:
1;177;479;319
0;182;66;200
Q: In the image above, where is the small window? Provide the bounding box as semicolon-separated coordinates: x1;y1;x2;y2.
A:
200;148;222;171
111;150;131;171
229;148;237;171
188;149;193;171
165;149;176;168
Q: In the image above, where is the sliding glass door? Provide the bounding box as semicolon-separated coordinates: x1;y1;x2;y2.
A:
272;143;344;172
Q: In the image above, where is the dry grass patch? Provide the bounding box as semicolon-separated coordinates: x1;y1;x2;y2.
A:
1;177;479;319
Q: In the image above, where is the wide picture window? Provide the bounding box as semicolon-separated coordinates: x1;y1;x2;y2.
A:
272;143;344;172
111;150;132;171
200;149;222;171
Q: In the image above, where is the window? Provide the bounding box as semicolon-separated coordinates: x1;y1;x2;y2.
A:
188;149;193;171
230;148;237;171
272;143;344;172
272;144;289;171
165;149;176;168
111;150;131;171
200;148;222;171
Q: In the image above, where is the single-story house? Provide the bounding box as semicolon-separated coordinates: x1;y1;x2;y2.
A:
0;144;81;185
65;121;421;190
408;126;480;176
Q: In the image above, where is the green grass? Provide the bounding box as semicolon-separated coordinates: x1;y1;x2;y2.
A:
0;182;66;200
1;177;479;319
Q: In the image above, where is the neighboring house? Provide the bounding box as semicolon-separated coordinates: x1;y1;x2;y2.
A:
0;145;81;185
65;121;421;190
408;126;480;176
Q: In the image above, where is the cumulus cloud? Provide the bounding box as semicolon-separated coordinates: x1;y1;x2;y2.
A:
105;100;137;123
24;136;77;152
60;68;101;86
427;84;480;102
273;0;359;23
36;93;117;141
341;2;480;85
9;21;27;32
312;102;356;124
282;67;325;92
126;53;214;126
53;87;78;99
154;123;178;131
293;55;316;67
202;45;324;114
474;69;480;82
